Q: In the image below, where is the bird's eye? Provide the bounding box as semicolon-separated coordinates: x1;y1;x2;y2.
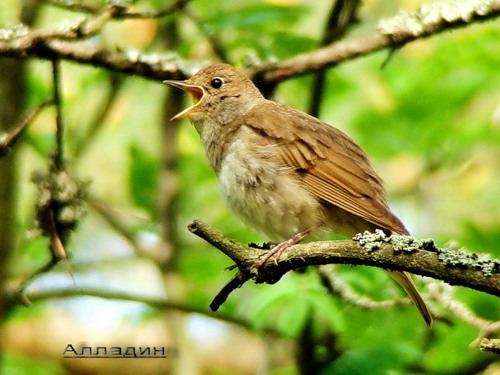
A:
210;77;223;89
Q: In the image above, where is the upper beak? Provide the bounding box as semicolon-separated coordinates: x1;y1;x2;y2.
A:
164;80;205;120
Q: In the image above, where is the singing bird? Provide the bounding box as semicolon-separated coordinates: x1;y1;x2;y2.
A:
165;64;432;326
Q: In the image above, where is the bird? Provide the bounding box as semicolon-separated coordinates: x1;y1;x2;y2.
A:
165;63;433;326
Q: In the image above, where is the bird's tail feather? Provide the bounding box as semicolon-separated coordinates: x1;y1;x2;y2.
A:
387;270;433;327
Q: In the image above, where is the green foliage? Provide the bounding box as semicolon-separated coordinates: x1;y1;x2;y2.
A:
207;3;305;31
2;351;66;375
424;322;489;373
321;344;420;375
128;143;160;214
247;272;344;337
204;2;315;60
353;25;500;159
2;0;500;374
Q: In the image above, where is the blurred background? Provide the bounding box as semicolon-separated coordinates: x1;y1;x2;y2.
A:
1;0;499;374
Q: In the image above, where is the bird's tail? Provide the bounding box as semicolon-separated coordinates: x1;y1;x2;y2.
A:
387;270;433;327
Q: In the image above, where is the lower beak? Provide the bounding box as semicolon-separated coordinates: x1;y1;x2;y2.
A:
163;80;205;120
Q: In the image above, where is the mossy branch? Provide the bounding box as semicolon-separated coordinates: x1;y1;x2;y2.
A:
187;220;500;312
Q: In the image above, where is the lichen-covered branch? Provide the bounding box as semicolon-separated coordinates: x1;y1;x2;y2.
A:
0;0;499;84
0;28;185;81
480;338;500;354
187;220;500;311
249;0;500;86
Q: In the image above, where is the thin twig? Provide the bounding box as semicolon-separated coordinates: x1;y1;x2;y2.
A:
6;284;284;336
42;0;190;19
209;272;251;311
427;281;500;342
51;59;64;168
318;264;413;309
182;5;229;62
14;257;59;306
73;74;124;157
35;7;118;41
0;98;54;157
308;0;360;117
87;197;149;258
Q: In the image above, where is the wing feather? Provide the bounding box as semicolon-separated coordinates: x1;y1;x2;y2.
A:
244;100;407;234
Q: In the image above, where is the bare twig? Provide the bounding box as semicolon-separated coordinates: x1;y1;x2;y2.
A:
6;284;284;336
73;74;124;157
318;264;413;309
87;197;149;258
42;0;190;19
182;5;229;62
427;281;500;342
0;98;54;157
308;0;360;117
19;7;119;42
209;272;251;312
51;59;64;168
13;257;59;306
0;33;181;80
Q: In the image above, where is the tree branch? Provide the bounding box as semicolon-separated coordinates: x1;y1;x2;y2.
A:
480;338;500;354
426;281;500;341
1;1;498;83
187;220;500;311
249;0;500;85
0;35;183;80
51;59;64;168
318;264;414;309
5;284;284;337
41;0;190;20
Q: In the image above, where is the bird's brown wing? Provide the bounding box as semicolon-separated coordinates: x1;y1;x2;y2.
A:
244;100;408;234
244;101;432;326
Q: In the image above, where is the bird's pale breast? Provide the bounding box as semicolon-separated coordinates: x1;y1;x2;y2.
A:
217;125;325;241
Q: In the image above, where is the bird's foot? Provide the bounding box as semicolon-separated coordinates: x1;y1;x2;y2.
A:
253;228;313;269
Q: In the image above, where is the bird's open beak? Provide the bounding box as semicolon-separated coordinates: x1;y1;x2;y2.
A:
164;80;205;120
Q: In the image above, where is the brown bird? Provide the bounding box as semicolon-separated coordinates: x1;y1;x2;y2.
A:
165;63;433;326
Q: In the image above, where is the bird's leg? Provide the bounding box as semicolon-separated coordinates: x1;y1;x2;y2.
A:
253;227;314;268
